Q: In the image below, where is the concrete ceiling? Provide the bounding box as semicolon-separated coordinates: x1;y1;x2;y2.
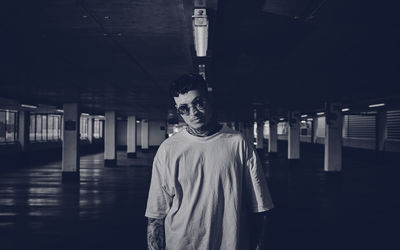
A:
1;0;399;120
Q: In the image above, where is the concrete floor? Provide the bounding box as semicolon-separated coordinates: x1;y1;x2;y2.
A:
0;144;399;250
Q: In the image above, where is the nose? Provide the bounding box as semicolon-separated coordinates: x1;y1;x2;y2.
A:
190;106;201;116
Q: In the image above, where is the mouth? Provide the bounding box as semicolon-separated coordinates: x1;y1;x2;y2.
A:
191;116;204;123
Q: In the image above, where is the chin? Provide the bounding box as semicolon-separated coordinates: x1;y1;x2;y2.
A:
189;122;205;129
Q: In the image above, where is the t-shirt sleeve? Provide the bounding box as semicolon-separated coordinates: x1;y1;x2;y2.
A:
145;147;174;219
244;142;274;213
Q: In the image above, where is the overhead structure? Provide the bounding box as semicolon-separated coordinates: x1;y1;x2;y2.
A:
192;9;209;57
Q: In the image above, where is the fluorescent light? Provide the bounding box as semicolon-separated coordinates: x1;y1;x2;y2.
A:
21;104;37;109
136;120;141;124
56;109;64;113
317;112;324;116
279;118;284;121
307;118;313;121
368;103;385;108
301;114;308;118
81;113;89;116
97;115;104;119
341;108;350;112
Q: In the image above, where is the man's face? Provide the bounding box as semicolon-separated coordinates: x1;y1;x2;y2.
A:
173;89;212;129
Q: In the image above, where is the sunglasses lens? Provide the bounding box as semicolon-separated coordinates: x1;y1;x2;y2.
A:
177;105;190;115
194;99;205;110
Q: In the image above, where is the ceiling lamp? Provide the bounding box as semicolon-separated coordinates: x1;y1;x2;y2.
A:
21;104;37;109
368;103;385;108
192;9;208;57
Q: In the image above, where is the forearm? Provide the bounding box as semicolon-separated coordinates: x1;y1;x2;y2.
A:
250;212;268;250
147;218;165;250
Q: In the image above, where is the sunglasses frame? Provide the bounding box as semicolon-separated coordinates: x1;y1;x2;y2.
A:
175;97;206;116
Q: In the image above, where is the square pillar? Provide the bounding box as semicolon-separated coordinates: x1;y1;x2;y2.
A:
310;117;315;144
18;111;30;152
288;111;300;160
324;103;343;172
244;122;253;145
256;121;264;149
87;117;93;143
105;111;116;167
127;115;137;158
376;110;387;151
268;119;278;153
62;104;80;182
141;119;149;151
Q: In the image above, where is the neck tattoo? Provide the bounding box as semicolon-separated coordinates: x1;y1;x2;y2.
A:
186;122;222;137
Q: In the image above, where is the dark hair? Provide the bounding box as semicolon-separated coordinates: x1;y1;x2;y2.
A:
169;73;208;98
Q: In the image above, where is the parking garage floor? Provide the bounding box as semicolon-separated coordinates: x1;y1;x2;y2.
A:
0;144;399;250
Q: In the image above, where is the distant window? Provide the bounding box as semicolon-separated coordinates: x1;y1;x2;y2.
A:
93;119;104;139
29;115;36;141
316;117;325;138
277;122;288;135
343;114;375;139
80;116;89;139
0;110;18;143
300;120;312;136
30;114;62;142
387;110;400;140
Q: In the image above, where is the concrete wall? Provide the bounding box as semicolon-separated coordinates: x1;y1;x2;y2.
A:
149;121;167;146
383;140;400;152
343;137;375;150
116;120;166;147
277;135;400;152
116;120;127;146
300;135;312;143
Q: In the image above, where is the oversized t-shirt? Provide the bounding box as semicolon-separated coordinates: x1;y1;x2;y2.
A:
145;125;274;250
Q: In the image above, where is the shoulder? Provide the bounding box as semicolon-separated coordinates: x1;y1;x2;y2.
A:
219;126;245;140
155;129;187;157
218;126;250;148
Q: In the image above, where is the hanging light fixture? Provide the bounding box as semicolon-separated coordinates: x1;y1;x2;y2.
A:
192;8;208;57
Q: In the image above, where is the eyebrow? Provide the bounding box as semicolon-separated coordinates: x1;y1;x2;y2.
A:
177;96;203;107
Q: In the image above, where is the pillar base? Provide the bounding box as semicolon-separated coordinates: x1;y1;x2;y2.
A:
141;148;149;153
288;159;301;167
127;152;137;158
267;152;278;159
104;159;117;167
62;172;80;183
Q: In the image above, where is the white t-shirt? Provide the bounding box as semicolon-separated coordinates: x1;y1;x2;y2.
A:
145;126;274;250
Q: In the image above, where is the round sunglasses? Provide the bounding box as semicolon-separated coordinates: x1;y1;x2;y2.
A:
176;97;206;116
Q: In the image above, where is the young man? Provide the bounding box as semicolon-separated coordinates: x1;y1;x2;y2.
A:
145;74;274;250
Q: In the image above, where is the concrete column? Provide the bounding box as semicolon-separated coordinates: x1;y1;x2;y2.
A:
256;121;264;149
62;104;80;181
141;119;149;150
324;103;343;171
61;116;64;141
312;116;318;143
238;122;245;134
376;110;387;151
87;117;93;143
269;120;278;153
127;115;137;158
18;111;30;151
104;111;116;167
244;122;253;144
288;111;300;160
234;122;239;131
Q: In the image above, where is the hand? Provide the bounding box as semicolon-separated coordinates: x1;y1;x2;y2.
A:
255;241;264;250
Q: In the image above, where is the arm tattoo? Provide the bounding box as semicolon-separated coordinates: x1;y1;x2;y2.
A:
147;218;165;250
